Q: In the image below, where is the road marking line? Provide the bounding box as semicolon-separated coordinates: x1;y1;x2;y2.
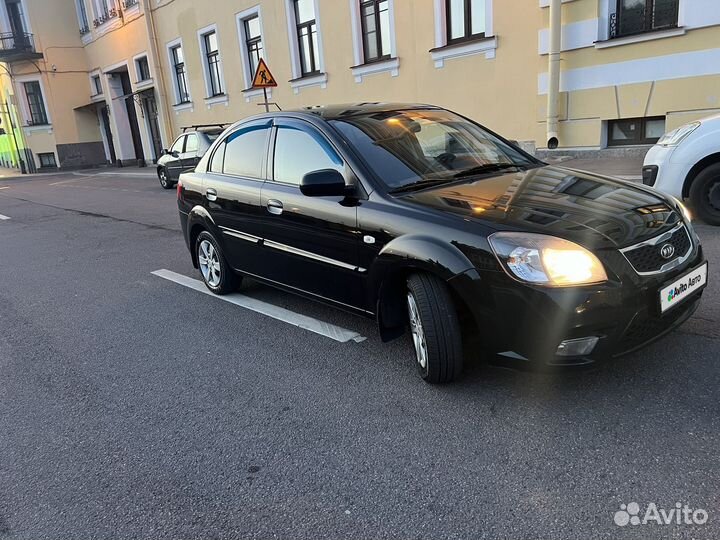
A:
0;214;10;220
152;269;367;343
0;187;9;190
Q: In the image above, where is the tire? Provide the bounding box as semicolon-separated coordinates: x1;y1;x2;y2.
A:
406;273;463;383
196;231;239;294
158;167;174;189
689;163;720;226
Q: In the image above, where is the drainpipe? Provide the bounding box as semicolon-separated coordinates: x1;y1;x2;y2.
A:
141;0;173;151
546;0;561;149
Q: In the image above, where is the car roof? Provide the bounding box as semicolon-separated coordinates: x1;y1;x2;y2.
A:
285;102;442;120
220;103;445;134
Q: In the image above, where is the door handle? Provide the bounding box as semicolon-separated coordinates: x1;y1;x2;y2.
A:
206;188;217;202
267;199;284;215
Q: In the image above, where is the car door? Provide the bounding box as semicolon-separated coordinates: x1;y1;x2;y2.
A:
181;133;201;172
259;119;365;310
166;135;186;180
203;119;272;275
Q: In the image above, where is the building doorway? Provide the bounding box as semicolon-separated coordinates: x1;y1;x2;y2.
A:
118;71;145;165
141;90;163;163
99;105;116;164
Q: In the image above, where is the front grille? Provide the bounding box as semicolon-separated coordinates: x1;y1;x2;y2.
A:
642;165;658;187
621;225;692;274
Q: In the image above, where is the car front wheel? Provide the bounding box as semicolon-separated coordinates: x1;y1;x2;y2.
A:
689;163;720;226
406;273;463;383
196;231;239;294
159;168;173;189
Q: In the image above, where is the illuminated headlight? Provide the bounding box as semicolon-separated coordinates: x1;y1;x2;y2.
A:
488;232;608;287
657;122;700;147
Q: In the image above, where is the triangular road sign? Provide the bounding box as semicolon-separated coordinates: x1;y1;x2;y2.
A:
252;59;278;88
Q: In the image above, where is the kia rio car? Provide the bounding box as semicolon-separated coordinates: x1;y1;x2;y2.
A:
177;103;707;383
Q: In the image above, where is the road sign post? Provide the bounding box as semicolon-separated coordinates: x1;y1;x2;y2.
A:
251;59;278;113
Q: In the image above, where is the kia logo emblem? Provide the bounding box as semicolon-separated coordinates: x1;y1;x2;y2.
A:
660;243;676;259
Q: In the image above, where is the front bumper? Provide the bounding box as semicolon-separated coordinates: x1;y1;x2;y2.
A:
449;244;706;366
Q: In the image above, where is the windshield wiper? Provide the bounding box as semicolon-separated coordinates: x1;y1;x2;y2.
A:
452;163;525;179
389;177;457;194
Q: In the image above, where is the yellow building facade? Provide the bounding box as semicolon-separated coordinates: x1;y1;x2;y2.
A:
0;0;718;171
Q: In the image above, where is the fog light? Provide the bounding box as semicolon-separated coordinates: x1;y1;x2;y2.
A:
556;336;599;357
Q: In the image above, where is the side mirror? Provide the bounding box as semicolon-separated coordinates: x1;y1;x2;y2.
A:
161;148;169;155
300;169;348;197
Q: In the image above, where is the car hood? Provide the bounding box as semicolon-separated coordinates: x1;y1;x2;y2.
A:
397;165;683;248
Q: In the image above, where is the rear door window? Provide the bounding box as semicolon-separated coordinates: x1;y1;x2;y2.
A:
184;134;199;154
223;124;270;178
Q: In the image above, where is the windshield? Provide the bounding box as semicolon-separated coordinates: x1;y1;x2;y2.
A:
329;109;539;191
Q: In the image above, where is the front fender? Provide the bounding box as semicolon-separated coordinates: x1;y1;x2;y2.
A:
367;235;475;341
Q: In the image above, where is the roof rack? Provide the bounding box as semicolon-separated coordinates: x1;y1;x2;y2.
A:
181;123;228;133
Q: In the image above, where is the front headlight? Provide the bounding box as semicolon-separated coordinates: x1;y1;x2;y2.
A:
670;196;692;223
657;122;700;147
488;232;608;287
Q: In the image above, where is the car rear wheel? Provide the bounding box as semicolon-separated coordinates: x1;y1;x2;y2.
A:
406;273;463;383
689;163;720;226
159;168;174;190
196;231;239;294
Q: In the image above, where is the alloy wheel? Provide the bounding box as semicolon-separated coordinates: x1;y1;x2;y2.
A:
407;292;428;369
198;239;221;287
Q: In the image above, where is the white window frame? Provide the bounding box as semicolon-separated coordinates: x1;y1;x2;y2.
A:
596;0;686;46
75;0;91;33
197;23;228;106
15;75;51;128
166;37;193;111
133;52;153;87
348;0;399;83
236;6;271;102
89;70;104;99
431;0;496;68
284;0;328;94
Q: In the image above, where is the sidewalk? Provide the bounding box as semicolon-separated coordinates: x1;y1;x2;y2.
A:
543;155;644;181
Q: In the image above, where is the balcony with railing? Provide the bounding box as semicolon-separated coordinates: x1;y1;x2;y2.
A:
0;32;43;62
93;5;119;28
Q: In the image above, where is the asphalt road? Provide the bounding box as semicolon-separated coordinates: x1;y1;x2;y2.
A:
0;169;719;540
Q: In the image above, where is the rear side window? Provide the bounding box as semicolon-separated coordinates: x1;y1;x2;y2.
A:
223;125;270;178
209;141;226;173
185;134;199;154
273;126;343;185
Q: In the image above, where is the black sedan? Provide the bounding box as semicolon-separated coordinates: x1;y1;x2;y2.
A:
176;103;707;383
157;126;224;189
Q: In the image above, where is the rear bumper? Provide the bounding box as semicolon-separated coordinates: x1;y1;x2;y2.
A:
449;247;706;366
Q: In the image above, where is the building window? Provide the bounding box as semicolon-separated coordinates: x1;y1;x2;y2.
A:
170;44;190;104
136;56;150;81
91;74;102;95
608;117;665;146
446;0;486;43
203;31;223;96
76;0;90;33
612;0;678;38
23;81;48;125
244;16;264;78
360;0;391;62
294;0;320;76
38;153;57;168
